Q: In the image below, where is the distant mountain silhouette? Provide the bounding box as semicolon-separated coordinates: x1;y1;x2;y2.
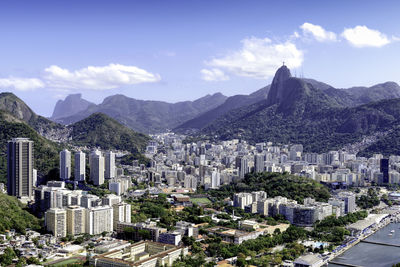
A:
175;85;270;132
51;93;95;120
52;92;228;133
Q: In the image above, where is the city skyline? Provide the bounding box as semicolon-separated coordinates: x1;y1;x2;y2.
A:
0;0;400;116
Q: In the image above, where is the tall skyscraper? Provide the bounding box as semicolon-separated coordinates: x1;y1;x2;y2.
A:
90;150;104;186
380;158;389;184
60;149;71;181
105;151;115;179
45;208;67;237
74;151;86;182
7;138;33;199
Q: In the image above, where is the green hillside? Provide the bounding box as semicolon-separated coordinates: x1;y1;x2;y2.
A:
0;193;42;233
212;172;331;204
0;92;65;135
70;112;150;153
359;126;400;157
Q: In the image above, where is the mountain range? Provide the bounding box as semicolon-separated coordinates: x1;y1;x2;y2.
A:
195;66;400;156
51;92;228;133
0;93;150;183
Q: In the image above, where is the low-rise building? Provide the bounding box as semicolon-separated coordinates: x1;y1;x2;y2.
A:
90;241;188;267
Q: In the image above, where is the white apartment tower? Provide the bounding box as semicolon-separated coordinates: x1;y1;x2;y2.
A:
105;151;115;179
90;150;104;186
74;151;86;182
86;206;113;235
211;171;221;189
60;149;71;181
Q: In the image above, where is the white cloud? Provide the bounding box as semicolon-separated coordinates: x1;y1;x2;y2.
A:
207;37;303;79
0;77;44;91
300;22;337;42
291;31;300;39
342;26;390;47
44;63;161;90
392;35;400;42
201;68;229;81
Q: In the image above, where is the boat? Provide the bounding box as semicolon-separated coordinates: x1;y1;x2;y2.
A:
391;230;395;233
388;233;393;236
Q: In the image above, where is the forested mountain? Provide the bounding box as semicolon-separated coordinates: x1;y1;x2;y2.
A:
52;92;228;133
198;66;400;155
70;112;149;153
0;92;68;141
175;85;270;132
175;71;400;133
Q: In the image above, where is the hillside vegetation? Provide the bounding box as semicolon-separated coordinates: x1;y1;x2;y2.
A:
0;193;42;233
70;112;150;153
200;66;400;154
212;172;331;203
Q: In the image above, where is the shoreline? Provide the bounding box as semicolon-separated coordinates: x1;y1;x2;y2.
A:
324;213;399;266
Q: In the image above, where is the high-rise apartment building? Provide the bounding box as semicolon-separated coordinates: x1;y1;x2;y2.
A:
380;158;389;184
66;205;86;235
60;149;71;181
211;171;220;189
90;151;104;186
86;206;113;235
75;151;86;182
112;202;131;230
105;151;115;179
45;208;67;237
254;154;265;173
7;138;34;199
236;156;249;179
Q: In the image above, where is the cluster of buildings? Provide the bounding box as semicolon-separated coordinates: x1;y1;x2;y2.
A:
5;133;400;267
139;134;400;194
5;138;130;202
233;191;356;226
33;181;131;236
0;229;85;261
59;148;116;186
116;220;198;247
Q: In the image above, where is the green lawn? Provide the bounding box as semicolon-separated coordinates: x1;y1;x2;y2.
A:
48;258;83;266
190;197;212;205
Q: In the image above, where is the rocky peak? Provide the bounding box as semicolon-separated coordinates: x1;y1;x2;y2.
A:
51;93;94;119
266;65;292;105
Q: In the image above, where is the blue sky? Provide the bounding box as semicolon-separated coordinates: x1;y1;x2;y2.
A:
0;0;400;116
